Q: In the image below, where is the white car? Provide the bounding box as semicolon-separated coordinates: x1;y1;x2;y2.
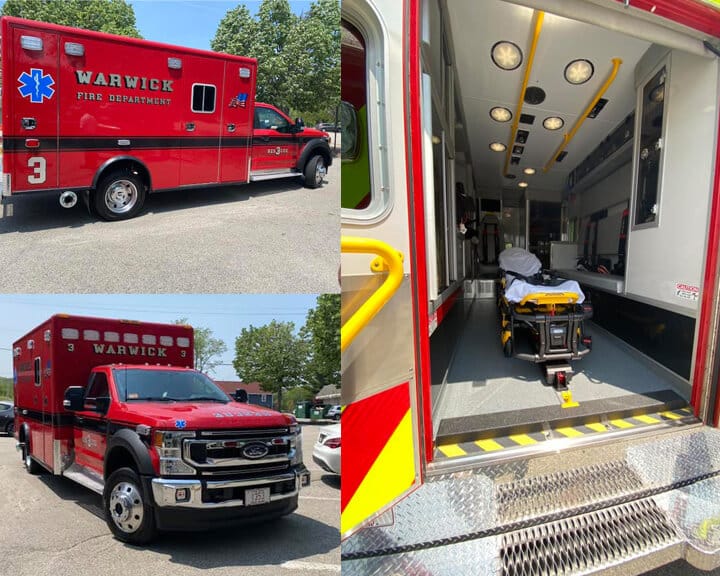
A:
312;423;341;475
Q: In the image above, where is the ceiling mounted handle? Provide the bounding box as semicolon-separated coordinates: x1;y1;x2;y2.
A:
503;10;545;177
543;58;622;173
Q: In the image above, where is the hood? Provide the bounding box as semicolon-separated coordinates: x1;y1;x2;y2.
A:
303;126;330;140
113;401;292;430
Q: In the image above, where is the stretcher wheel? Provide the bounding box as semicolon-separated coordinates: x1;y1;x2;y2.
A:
503;338;513;358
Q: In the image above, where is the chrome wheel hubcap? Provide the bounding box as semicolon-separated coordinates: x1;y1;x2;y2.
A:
315;160;326;186
109;481;144;533
105;180;137;214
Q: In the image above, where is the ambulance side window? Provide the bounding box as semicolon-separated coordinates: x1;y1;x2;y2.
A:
191;84;216;113
85;373;110;410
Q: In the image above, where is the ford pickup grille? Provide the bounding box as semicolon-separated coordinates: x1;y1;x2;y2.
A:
183;430;293;470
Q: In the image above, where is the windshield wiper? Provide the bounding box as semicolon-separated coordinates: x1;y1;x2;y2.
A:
128;397;175;402
185;397;229;403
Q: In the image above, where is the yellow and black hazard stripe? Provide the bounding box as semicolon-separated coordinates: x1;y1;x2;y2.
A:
435;407;695;461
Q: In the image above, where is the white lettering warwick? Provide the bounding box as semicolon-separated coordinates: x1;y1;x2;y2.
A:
75;70;173;93
93;343;167;357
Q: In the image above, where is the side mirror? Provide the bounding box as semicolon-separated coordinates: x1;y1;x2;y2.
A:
234;389;248;403
63;386;85;411
294;117;305;129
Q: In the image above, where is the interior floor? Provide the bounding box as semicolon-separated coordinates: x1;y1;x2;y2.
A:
432;298;691;444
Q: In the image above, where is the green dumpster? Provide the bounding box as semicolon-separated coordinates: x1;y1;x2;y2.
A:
310;407;323;420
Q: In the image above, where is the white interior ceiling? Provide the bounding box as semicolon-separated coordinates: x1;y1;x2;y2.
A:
446;0;651;205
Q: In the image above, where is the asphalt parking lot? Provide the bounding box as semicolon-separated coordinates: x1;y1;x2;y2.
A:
0;172;339;294
0;423;339;576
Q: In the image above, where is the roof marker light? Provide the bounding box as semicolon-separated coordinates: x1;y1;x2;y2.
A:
21;36;43;51
168;58;182;70
239;67;251;78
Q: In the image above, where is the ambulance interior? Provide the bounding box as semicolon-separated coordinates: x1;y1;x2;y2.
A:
424;0;718;463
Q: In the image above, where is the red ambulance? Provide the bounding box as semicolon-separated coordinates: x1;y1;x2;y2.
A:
12;314;310;543
0;16;333;220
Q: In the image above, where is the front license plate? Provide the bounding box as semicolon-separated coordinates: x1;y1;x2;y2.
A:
245;487;271;506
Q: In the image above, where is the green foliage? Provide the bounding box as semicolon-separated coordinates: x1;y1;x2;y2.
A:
0;376;13;400
233;320;306;410
282;386;314;412
212;0;339;118
2;0;142;38
300;294;340;394
175;318;228;375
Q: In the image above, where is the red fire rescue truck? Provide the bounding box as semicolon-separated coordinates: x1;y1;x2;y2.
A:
0;16;332;221
12;315;310;544
342;0;720;574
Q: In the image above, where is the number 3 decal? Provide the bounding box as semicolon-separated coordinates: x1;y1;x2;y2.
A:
28;157;46;184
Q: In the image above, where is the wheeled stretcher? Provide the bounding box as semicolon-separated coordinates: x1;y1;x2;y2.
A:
498;248;593;389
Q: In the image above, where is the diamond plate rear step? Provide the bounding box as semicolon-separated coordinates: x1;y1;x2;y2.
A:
342;426;720;575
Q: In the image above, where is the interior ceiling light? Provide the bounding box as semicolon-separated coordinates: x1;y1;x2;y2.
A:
491;41;523;71
543;116;564;131
432;135;441;144
518;181;529;188
523;167;536;175
649;84;665;103
489;142;507;152
490;107;512;122
564;59;594;85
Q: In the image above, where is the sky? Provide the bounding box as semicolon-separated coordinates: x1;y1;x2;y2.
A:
0;294;319;380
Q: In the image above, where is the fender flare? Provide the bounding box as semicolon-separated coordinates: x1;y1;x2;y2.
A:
296;139;333;171
92;155;152;191
105;428;155;478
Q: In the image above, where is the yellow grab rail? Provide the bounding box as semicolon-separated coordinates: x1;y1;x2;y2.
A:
341;236;404;352
543;58;622;173
503;10;544;177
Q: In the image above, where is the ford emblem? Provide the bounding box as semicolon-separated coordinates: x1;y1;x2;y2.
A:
242;442;269;459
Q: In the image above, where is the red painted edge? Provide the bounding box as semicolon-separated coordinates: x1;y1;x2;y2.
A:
340;382;411;511
694;116;720;424
615;0;720;38
433;286;461;329
404;0;434;466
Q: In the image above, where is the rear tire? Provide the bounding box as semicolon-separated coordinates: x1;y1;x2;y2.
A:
104;467;157;544
94;170;146;221
23;439;42;475
303;155;326;189
6;421;14;436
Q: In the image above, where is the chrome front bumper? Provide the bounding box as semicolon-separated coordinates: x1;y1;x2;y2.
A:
151;467;311;509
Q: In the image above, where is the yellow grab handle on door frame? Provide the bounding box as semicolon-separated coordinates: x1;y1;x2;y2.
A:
341;236;404;352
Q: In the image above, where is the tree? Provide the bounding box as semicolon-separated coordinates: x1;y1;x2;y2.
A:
233;320;305;411
2;0;142;38
300;294;340;394
212;0;339;117
175;319;227;375
282;386;314;412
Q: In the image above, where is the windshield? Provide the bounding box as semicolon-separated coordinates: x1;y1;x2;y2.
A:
112;369;230;403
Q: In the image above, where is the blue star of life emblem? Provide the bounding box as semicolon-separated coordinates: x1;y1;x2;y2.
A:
175;419;187;429
18;68;55;103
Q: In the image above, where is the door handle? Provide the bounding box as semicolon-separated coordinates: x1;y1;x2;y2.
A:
227;123;236;133
261;136;270;142
22;117;37;130
185;122;195;132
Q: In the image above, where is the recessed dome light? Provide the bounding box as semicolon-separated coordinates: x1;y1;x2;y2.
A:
543;116;564;131
489;142;507;152
491;41;523;71
490;107;512;122
523;167;536;175
564;59;594;85
518;181;529;188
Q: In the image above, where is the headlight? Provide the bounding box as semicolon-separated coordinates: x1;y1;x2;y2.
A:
153;430;196;475
290;425;303;465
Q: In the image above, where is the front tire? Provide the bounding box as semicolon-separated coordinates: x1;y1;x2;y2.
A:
104;467;157;544
94;170;146;221
303;155;327;189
